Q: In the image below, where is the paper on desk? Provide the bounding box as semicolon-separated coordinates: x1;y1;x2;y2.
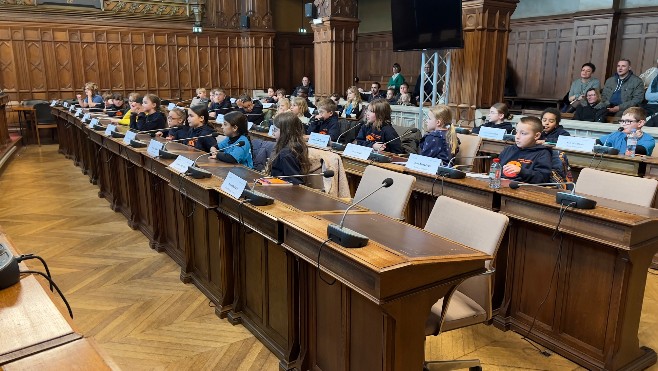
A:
466;173;490;179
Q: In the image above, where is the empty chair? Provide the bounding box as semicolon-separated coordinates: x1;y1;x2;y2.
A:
33;102;57;146
353;165;415;219
454;133;482;167
423;196;509;371
576;168;658;207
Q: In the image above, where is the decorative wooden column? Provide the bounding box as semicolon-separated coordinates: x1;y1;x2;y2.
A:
449;0;519;109
311;0;359;97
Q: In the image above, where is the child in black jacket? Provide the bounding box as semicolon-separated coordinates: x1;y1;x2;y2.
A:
499;116;552;184
473;102;515;134
307;98;340;142
355;98;403;154
538;107;570;144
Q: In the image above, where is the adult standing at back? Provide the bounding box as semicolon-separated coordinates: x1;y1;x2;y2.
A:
292;76;315;97
597;59;645;116
387;63;405;95
566;63;600;112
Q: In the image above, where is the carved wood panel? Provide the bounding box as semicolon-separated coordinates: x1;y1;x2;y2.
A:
0;20;274;101
355;32;422;90
273;32;314;94
616;9;658;78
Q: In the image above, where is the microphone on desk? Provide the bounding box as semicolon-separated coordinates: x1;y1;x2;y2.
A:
186;153;213;179
251;120;271;133
331;122;364;151
508;181;596;209
327;178;394;248
367;128;418;163
593;127;623;155
252;170;334;188
474;116;487;128
434;155;493;179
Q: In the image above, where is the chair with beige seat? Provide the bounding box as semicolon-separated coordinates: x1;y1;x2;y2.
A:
575;168;658;207
454;134;482;168
353;165;415;219
423;196;509;371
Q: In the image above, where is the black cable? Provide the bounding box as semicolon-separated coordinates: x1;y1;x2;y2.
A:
522;202;574;357
16;254;53;291
430;175;438;198
177;172;195;218
20;270;73;319
317;238;336;285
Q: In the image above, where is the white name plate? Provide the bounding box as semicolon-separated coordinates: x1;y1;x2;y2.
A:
123;130;137;145
405;153;442;175
221;171;247;199
248;121;254;130
82;113;91;122
478;127;506;140
268;125;276;137
168;155;195;173
230;97;237;104
63;102;69;108
167;102;176;110
50;100;57;107
75;108;83;117
263;103;274;108
147;139;164;157
556;136;596;152
69;105;75;112
216;114;225;123
308;132;330;148
342;143;373;160
104;124;117;137
88;118;99;129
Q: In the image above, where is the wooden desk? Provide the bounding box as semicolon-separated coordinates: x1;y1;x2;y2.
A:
3;338;113;371
495;187;658;370
0;231;112;369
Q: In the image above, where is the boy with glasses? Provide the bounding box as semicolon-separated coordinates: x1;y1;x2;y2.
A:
598;107;655;155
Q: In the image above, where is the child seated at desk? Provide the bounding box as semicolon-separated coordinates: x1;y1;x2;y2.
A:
77;82;104;109
156;107;186;139
208;88;232;118
341;86;362;119
191;87;209;107
261;87;276;104
130;94;166;132
276;98;291;117
419;105;459;165
598;107;655;155
109;93;129;116
538;107;570;144
472;103;515;135
210;111;254;168
266;112;311;185
356;98;403;154
236;94;263;115
170;105;216;153
307;98;340;142
111;92;141;126
291;97;311;125
498;116;553;184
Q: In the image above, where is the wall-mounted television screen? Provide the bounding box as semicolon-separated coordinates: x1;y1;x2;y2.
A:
391;0;464;51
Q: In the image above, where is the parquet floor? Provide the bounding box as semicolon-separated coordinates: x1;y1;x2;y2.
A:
1;144;657;370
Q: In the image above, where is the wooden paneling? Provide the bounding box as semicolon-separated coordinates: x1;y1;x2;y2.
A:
616;8;658;77
274;32;314;94
355;32;422;90
0;19;274;101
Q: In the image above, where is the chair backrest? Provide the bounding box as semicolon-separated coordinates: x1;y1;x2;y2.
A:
353;165;415;219
392;125;421;154
454;134;482;166
306;147;325;191
33;102;55;123
337;119;359;144
424;196;509;267
22;99;48;107
251;138;275;171
576;168;658;207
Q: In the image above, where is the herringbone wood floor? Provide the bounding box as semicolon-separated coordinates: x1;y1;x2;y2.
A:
1;144;657;370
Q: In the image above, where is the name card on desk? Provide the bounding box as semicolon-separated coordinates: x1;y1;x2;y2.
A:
248;121;254;130
308;107;315;114
168;155;194;173
478;127;506;140
147;140;163;157
88;118;99;129
230;98;237;104
216;114;224;123
123;130;137;145
343;143;373;160
263;103;274;108
104;124;117;137
268;125;276;137
50;100;57;107
69;105;75;112
63;102;69;108
221;172;247;199
75;108;83;117
556;136;596;152
167;102;176;110
82;113;91;122
405;153;441;175
308;133;330;147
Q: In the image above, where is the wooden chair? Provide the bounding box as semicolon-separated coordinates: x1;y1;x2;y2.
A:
575;168;658;207
353;165;415;219
423;196;509;371
454;134;482;167
33;102;57;146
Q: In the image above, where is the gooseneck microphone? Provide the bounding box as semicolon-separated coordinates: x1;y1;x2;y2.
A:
253;170;334;188
186;153;213;179
378;128;419;151
593;127;623;155
331;122;364;151
327;178;394;248
508;181;596;209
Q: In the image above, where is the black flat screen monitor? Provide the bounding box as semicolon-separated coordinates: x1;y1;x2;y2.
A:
391;0;464;51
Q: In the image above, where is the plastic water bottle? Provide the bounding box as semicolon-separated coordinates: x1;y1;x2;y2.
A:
626;129;638;157
489;158;502;189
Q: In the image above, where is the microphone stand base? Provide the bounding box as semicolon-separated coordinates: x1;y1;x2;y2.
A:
241;189;274;206
436;166;466;179
331;143;346;151
186;166;212;179
327;224;369;248
593;145;620;155
556;192;597;209
130;139;148;148
159;149;178;160
368;152;392;163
